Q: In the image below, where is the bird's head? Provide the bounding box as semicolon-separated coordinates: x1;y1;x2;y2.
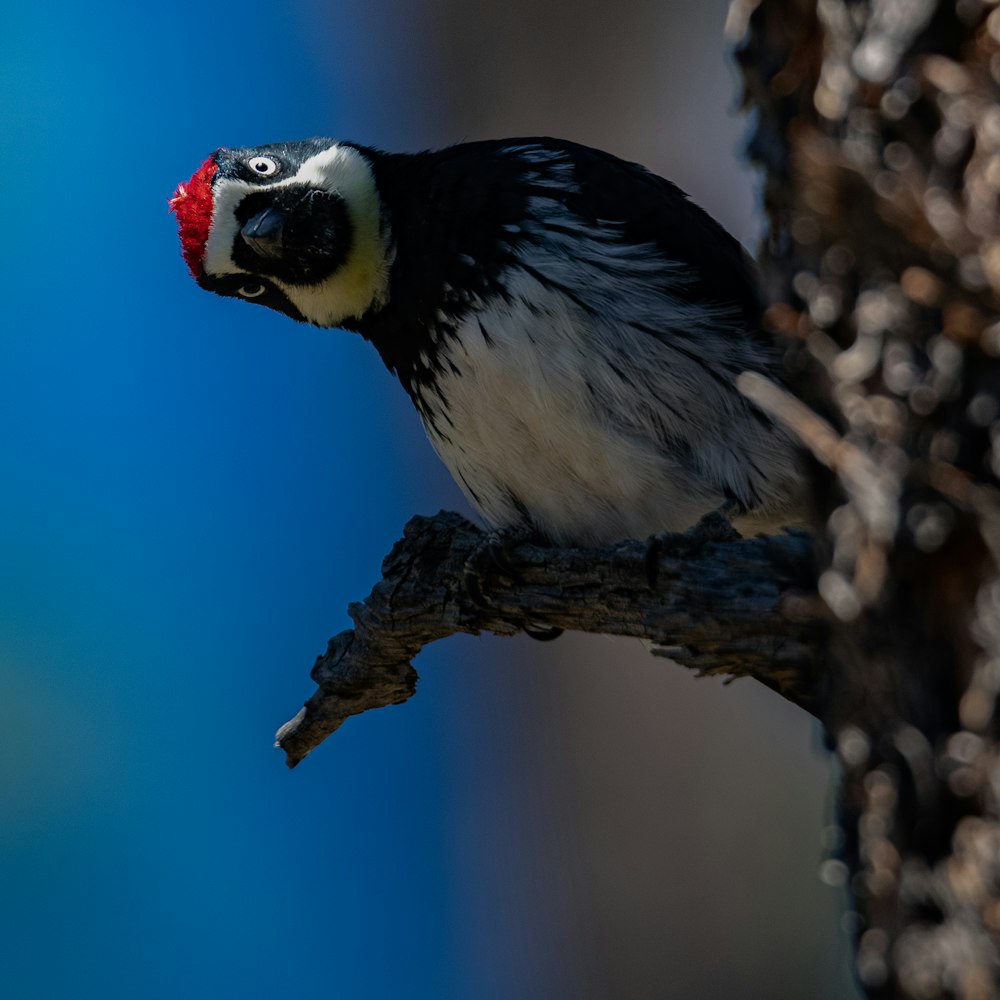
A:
169;139;391;326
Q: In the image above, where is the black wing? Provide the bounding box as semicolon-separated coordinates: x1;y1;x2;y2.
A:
507;136;763;331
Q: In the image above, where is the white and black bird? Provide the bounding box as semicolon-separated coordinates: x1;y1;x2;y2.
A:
170;137;802;550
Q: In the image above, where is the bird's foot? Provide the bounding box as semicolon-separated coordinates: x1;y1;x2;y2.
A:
523;622;564;642
644;508;741;588
463;525;530;603
463;525;563;641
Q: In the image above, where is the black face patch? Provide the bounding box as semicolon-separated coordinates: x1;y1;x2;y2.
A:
214;139;339;184
213;148;290;185
198;273;307;323
229;185;353;286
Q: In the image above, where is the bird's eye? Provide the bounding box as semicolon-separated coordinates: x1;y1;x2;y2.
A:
247;156;280;177
238;283;267;298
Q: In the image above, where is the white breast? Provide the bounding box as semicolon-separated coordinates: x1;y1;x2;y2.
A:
415;269;792;547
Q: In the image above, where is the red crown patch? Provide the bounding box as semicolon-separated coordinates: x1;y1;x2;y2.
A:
169;155;220;279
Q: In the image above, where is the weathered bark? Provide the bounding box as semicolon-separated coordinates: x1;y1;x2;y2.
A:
731;0;1000;996
276;511;822;767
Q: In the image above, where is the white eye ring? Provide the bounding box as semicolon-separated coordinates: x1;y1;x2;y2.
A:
238;283;267;298
247;156;279;177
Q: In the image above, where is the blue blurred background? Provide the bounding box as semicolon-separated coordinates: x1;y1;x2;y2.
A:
2;1;860;997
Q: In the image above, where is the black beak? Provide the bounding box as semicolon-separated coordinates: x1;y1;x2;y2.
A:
240;206;286;259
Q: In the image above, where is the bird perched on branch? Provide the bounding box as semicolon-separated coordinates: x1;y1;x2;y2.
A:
171;137;801;549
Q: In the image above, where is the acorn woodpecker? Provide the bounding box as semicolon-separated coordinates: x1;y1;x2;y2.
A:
170;137;802;548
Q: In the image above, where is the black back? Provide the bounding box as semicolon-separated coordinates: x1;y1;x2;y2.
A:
346;137;763;391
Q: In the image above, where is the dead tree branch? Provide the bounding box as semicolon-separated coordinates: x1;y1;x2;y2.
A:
276;511;821;767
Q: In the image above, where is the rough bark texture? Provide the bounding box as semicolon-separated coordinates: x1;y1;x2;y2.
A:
276;511;821;767
731;0;1000;995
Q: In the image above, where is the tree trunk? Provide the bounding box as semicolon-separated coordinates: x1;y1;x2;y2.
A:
731;0;1000;995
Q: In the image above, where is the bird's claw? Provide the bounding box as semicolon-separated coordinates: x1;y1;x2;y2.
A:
644;508;741;588
463;526;563;641
463;527;529;608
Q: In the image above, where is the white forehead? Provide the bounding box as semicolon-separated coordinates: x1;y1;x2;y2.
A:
202;143;390;325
